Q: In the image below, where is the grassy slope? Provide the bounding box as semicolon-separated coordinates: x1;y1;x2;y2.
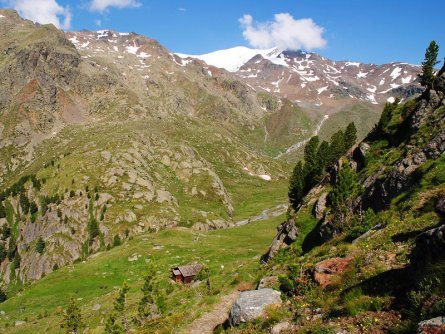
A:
0;214;284;333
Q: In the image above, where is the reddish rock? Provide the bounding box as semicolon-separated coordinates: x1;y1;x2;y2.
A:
418;317;445;334
313;257;352;288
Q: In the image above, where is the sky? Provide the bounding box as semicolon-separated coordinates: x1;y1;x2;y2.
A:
1;0;444;65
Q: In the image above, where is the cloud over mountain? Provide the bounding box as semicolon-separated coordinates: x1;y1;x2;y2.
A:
89;0;141;12
239;13;326;51
7;0;71;29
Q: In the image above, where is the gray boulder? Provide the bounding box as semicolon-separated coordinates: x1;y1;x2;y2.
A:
314;193;328;221
417;316;445;334
229;289;282;326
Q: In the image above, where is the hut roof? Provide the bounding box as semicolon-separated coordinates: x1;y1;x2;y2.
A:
176;263;203;277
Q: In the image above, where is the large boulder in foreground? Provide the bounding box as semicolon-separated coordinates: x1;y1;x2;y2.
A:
418;317;445;334
229;288;282;326
261;218;298;263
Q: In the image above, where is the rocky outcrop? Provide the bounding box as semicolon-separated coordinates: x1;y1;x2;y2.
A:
261;218;298;263
352;142;370;171
411;224;445;273
314;193;328;221
418;317;445;334
436;195;445;216
229;288;282;326
313;257;352;289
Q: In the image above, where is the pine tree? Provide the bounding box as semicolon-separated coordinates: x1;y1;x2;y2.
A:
420;41;440;88
36;237;45;254
329;129;346;163
29;201;38;215
344;122;357;149
19;192;30;215
105;283;129;334
88;218;100;244
137;263;159;323
330;164;361;226
61;298;83;334
316;140;331;171
104;312;125;334
288;161;305;210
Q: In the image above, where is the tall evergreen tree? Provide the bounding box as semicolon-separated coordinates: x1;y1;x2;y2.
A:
137;263;159;323
105;283;129;334
329;129;346;163
344;122;358;149
316;140;331;171
288;161;305;210
330;164;361;226
19;192;30;215
61;298;83;334
420;41;440;88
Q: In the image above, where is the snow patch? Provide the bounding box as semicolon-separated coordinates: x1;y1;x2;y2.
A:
345;62;360;67
317;86;329;94
258;175;271;181
387;97;395;103
175;46;283;72
69;36;79;45
401;75;412;84
126;45;139;55
357;71;368;78
390;67;402;80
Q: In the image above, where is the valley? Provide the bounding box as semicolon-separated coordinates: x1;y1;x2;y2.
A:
0;6;443;334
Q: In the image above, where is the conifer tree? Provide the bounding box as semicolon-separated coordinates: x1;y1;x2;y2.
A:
330;164;361;225
344;122;357;149
36;237;45;254
329;129;346;163
61;298;83;334
105;283;129;334
19;192;30;215
137;263;159;323
316;140;331;171
420;41;440;88
288;161;305;210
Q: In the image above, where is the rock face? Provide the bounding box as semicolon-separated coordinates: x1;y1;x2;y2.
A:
411;224;445;273
261;218;298;262
314;193;328;221
313;257;352;288
229;289;282;326
418;317;445;334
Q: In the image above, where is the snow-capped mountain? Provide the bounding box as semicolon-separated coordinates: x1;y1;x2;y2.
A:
176;46;285;72
176;47;423;105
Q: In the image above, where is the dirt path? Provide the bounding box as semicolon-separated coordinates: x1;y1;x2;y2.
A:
187;290;240;334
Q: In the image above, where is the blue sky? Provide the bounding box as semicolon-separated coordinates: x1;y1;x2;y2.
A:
2;0;445;65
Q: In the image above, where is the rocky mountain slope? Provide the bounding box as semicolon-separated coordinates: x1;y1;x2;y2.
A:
248;63;445;333
0;9;291;284
177;46;423;106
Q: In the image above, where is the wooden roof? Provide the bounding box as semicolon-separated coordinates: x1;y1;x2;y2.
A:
174;263;203;277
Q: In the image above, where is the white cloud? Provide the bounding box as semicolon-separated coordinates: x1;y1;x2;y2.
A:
239;13;326;51
177;7;186;12
89;0;141;12
95;19;102;26
7;0;71;29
